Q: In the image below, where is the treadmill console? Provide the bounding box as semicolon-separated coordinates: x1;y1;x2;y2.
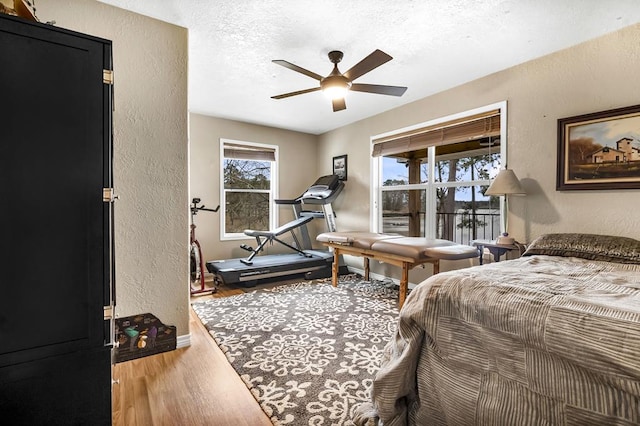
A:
300;175;342;201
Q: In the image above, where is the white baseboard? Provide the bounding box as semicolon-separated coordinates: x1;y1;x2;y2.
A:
347;266;393;283
176;333;191;349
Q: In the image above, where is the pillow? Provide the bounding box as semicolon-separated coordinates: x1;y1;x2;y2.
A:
522;233;640;264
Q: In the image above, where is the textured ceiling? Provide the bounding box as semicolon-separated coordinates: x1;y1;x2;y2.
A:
98;0;640;135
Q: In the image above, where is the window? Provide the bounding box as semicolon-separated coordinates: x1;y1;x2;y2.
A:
372;102;506;245
220;139;278;239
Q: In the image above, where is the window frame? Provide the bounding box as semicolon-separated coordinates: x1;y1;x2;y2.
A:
370;101;508;238
219;138;279;241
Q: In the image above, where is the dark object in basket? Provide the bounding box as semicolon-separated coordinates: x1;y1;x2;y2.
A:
114;312;176;363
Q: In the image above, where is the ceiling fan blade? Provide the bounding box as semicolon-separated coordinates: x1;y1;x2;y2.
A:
271;87;321;99
332;97;346;112
343;49;392;81
350;83;407;97
272;59;323;81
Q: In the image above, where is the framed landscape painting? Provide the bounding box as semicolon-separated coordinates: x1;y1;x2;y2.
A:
557;104;640;190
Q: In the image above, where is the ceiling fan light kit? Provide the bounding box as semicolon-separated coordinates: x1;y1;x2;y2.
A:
271;49;407;112
320;76;351;100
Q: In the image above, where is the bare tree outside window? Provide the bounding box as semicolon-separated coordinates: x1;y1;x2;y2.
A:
223;158;272;234
380;143;500;244
435;152;499;243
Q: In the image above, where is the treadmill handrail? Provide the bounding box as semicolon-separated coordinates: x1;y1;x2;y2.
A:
275;198;302;205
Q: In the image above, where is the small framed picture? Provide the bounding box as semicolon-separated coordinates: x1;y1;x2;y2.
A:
333;155;348;181
557;104;640;190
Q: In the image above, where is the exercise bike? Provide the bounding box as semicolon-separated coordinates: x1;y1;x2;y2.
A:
190;198;219;296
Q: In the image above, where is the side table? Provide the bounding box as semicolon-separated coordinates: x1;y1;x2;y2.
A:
472;239;522;265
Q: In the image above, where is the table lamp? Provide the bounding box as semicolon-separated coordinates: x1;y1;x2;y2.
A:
484;168;526;244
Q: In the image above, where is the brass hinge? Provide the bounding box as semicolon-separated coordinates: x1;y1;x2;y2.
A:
103;69;114;85
104;305;113;320
103;188;119;202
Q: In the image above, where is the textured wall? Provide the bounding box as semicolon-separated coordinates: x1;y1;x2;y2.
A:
318;23;640;282
28;2;640;334
36;1;190;336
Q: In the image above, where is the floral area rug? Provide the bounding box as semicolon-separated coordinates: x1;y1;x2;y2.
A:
191;275;400;425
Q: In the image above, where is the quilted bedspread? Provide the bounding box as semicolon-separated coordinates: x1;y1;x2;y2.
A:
355;255;640;425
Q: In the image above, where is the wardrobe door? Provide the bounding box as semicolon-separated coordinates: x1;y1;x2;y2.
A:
0;15;113;424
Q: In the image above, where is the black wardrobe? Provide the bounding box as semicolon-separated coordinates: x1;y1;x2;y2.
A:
0;14;114;424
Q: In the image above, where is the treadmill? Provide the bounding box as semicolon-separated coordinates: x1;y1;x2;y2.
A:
206;175;345;286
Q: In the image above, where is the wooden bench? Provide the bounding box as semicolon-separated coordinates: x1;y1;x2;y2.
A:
317;232;478;307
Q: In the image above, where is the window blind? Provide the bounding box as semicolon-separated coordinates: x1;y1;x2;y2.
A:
223;142;276;161
372;110;501;157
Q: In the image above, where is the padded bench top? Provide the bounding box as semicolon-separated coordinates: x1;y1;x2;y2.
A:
316;231;402;249
317;232;478;261
245;215;313;238
423;244;479;260
372;237;478;260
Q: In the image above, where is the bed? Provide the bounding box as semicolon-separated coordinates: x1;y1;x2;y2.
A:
354;233;640;426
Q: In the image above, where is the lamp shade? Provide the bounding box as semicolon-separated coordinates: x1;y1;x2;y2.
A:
485;169;525;196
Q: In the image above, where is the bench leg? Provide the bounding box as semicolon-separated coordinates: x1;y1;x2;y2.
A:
399;262;409;308
332;249;339;287
364;257;370;281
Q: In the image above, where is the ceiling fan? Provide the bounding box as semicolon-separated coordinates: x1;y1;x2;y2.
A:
271;49;408;112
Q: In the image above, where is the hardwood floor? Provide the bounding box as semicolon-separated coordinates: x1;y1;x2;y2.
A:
111;280;289;426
